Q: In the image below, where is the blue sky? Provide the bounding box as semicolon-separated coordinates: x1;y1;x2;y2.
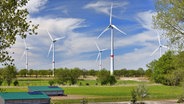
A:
9;0;168;70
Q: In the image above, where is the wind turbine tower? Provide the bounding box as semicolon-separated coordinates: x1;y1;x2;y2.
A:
47;30;65;76
22;40;30;71
95;42;107;70
97;4;127;75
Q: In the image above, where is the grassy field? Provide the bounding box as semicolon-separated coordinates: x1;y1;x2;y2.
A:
0;77;183;104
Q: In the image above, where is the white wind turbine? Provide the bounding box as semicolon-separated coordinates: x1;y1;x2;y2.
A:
47;30;65;76
95;42;107;70
21;40;30;71
151;34;168;57
97;4;127;75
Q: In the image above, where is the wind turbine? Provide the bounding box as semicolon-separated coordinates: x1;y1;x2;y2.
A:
151;34;168;57
47;30;65;76
95;42;107;70
21;40;30;71
97;4;127;75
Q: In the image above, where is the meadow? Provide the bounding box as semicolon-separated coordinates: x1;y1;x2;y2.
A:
0;77;183;104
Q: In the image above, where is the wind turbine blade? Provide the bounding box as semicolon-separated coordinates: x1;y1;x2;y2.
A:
157;35;161;45
110;3;113;24
47;30;54;41
151;47;159;56
97;27;109;39
24;40;27;48
101;48;108;52
96;53;100;62
162;45;169;49
95;42;100;51
111;25;127;35
21;50;26;60
48;43;53;57
55;36;65;41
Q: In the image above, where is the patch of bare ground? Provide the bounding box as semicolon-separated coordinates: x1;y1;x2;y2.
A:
51;95;101;100
89;100;178;104
120;77;149;82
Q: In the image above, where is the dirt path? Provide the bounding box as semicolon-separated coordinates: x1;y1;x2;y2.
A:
51;95;179;104
51;95;100;100
89;100;178;104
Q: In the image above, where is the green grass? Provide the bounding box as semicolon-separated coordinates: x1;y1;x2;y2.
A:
1;78;183;103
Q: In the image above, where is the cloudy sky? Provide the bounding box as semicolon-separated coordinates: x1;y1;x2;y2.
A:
9;0;168;70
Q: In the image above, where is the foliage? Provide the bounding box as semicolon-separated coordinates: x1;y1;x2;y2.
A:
153;0;184;50
136;84;149;103
0;79;3;86
147;51;184;86
114;68;145;77
2;65;17;86
177;95;184;103
130;89;137;104
13;80;19;86
97;69;110;85
18;69;28;77
97;69;117;85
55;68;81;85
80;98;88;104
48;80;55;86
108;75;117;85
0;0;38;65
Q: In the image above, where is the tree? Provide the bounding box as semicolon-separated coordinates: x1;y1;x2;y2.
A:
153;0;184;50
2;65;17;86
97;69;110;85
0;0;38;65
137;68;145;77
70;68;81;85
28;69;34;77
55;68;70;85
18;69;28;77
152;51;175;84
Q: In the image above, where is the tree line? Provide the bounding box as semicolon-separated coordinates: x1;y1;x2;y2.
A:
16;67;145;78
0;66;146;86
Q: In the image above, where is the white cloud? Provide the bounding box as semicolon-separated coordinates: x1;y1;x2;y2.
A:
84;1;128;15
26;0;48;13
136;10;156;30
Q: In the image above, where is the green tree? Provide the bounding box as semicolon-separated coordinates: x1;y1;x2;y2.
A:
153;0;184;50
0;0;38;65
55;68;70;85
48;80;55;86
70;68;81;85
18;69;28;77
108;75;117;85
2;65;17;86
137;68;145;77
28;69;34;77
97;69;110;85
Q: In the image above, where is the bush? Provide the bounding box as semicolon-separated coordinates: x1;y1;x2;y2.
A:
130;84;149;104
177;95;184;103
108;76;117;85
136;84;149;103
0;79;3;86
48;80;55;86
13;80;19;86
130;89;137;104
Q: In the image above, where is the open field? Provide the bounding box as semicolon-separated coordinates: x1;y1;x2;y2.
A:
0;77;183;104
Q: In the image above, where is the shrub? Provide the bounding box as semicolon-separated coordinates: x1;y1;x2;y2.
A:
0;79;3;86
49;80;55;86
130;89;137;104
13;80;19;86
108;75;117;85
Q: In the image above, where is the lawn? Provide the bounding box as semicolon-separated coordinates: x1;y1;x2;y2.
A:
0;78;183;103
